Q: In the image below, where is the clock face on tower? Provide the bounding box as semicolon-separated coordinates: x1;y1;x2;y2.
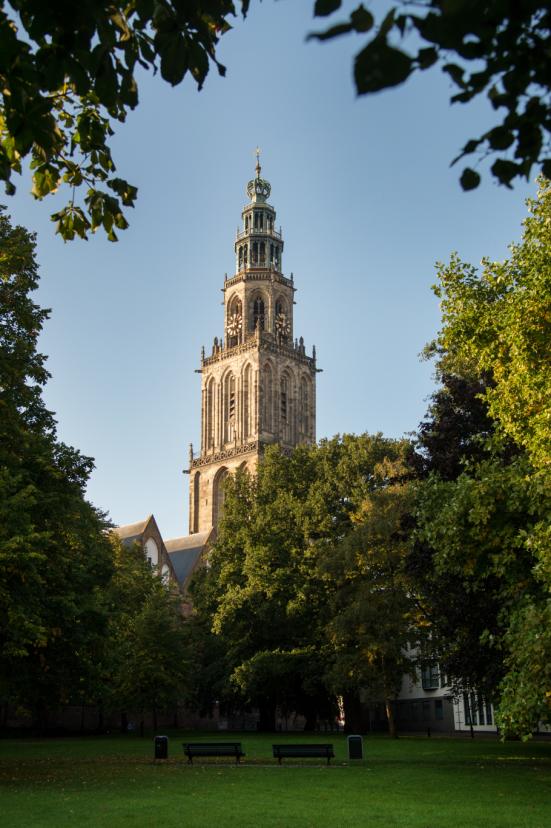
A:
226;311;242;340
275;312;290;339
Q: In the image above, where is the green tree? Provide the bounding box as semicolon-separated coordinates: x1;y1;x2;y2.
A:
412;178;551;735
0;1;249;240
192;434;412;732
193;449;333;731
311;1;551;189
320;456;417;737
0;207;113;727
100;537;189;734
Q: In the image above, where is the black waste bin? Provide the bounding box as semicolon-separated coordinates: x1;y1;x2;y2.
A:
154;735;168;759
347;734;363;760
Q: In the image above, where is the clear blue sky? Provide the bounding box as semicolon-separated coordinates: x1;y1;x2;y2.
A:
8;1;535;540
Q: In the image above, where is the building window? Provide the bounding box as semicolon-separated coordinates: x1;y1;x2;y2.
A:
193;472;201;533
253;297;265;330
263;364;273;431
280;377;288;423
223;373;236;443
435;699;443;721
421;664;440;690
144;538;158;568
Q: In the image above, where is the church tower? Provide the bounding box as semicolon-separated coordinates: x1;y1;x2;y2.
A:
188;154;317;533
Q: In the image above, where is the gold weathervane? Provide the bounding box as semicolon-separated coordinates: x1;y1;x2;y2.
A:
255;146;261;177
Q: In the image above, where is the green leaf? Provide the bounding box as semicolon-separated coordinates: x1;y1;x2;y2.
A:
314;0;342;17
490;158;520;187
417;47;438;70
443;63;465;87
94;52;119;109
307;22;353;42
459;168;480;190
350;5;373;33
158;32;189;86
188;40;209;90
354;39;412;95
486;127;514;151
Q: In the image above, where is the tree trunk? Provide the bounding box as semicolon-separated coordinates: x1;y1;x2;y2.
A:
385;697;398;738
153;706;158;733
342;692;364;734
80;704;86;734
120;710;128;734
33;699;48;735
96;704;104;735
257;701;276;732
1;701;8;732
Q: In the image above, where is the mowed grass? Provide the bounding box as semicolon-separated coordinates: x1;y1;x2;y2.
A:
1;731;550;827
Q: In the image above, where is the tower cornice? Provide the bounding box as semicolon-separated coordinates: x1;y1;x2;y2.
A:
201;330;316;370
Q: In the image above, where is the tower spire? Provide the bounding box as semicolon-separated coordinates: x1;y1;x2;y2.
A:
255;146;261;178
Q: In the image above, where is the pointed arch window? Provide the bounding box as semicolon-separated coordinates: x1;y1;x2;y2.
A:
300;376;310;440
243;364;251;440
223;372;236;444
253;297;265;330
213;467;229;527
193;472;201;532
263;363;273;432
280;375;288;424
206;379;214;450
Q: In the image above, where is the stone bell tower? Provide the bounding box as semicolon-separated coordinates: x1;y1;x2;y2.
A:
188;153;317;533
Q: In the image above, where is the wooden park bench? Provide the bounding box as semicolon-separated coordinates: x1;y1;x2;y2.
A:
182;742;245;765
272;744;335;765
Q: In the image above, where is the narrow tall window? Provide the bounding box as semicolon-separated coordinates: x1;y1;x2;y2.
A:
213;468;228;527
263;364;273;431
300;377;309;439
243;365;251;440
224;373;236;443
253;298;265;330
206;380;214;449
193;472;200;532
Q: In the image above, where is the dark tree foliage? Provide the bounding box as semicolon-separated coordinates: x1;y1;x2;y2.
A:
0;207;113;727
407;368;514;698
0;1;249;240
310;1;551;189
411;371;497;480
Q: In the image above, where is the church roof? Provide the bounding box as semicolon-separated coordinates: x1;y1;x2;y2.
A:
165;530;211;586
113;515;152;545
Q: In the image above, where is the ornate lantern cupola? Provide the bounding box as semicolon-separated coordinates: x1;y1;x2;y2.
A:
235;148;283;276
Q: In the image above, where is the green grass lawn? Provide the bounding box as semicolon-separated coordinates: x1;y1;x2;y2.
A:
0;731;550;827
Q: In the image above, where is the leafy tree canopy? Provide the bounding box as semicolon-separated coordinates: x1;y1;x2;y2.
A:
0;207;113;723
433;177;551;470
310;1;551;190
0;1;249;241
412;179;551;736
1;2;549;242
